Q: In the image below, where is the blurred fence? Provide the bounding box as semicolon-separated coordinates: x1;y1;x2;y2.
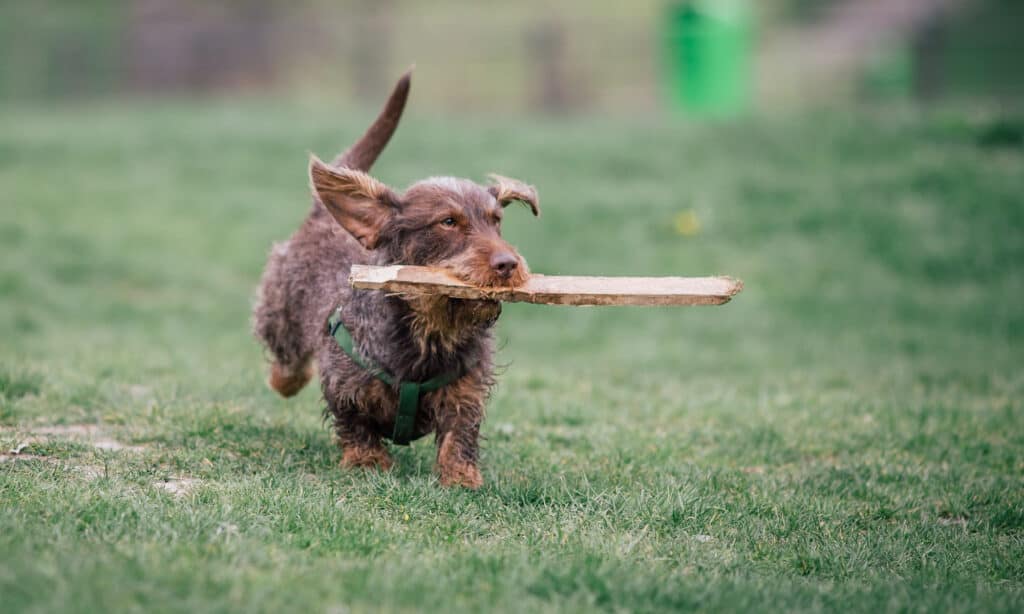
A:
0;0;663;112
1;0;1021;112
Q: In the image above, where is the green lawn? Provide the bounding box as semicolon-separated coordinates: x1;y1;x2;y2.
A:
1;102;1022;612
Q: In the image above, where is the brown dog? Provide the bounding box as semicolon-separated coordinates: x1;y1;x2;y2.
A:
252;72;539;488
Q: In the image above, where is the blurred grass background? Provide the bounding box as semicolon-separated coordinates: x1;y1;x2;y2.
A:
1;1;1023;612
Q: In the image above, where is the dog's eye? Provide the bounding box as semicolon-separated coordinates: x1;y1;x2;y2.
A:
440;217;457;228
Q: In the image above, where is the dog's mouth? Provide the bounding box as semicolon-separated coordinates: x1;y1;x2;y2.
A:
422;249;530;299
444;264;529;291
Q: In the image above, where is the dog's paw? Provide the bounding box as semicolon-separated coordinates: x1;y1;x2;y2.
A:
436;433;483;488
341;446;393;471
438;463;483;489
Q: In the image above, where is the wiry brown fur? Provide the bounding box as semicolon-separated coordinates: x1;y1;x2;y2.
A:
252;72;539;488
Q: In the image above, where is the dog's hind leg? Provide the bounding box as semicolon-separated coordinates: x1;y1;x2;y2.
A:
253;241;314;397
267;361;313;398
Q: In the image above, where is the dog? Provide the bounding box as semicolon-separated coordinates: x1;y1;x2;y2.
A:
253;72;539;488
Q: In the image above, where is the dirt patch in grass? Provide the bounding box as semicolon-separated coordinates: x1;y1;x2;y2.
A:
2;424;146;481
938;515;969;528
0;452;106;481
153;477;201;497
0;452;49;463
2;424;147;453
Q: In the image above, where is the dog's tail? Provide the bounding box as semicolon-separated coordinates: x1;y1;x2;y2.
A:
331;69;412;172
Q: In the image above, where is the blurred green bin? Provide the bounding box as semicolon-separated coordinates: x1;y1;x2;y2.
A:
663;0;752;116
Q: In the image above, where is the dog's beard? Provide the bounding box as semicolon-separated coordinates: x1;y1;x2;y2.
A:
402;294;500;356
405;294;501;328
394;247;521;352
456;297;502;325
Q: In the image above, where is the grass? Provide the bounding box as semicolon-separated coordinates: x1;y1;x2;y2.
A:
1;101;1022;612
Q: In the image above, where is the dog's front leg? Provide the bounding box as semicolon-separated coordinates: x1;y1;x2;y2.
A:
419;378;479;489
435;419;483;489
431;380;485;488
338;416;393;471
325;392;393;472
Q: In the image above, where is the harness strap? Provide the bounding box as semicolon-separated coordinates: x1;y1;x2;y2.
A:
328;307;459;445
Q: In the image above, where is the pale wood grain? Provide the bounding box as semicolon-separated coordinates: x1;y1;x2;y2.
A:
349;265;743;306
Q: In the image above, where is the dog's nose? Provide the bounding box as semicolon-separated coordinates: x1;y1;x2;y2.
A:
490;252;519;278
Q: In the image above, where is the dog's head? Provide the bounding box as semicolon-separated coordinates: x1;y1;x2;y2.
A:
310;157;538;288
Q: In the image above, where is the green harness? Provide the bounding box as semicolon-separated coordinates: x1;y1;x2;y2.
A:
327;307;459;445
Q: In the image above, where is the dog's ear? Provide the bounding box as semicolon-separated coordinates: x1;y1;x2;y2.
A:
310;155;399;249
487;174;540;217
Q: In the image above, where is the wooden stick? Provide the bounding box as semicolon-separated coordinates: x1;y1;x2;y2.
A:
349;265;743;306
